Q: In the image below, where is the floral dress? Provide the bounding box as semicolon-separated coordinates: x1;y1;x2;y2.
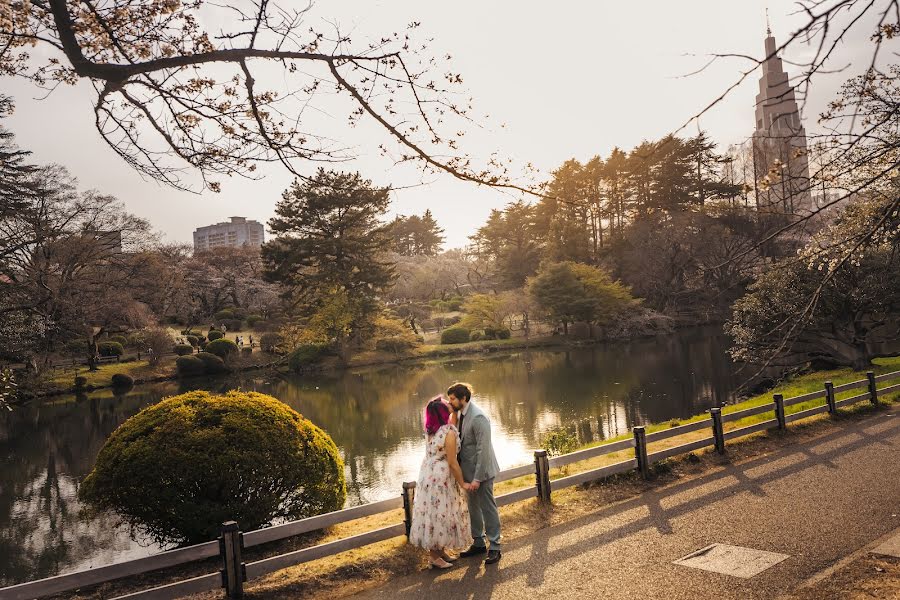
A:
408;424;472;551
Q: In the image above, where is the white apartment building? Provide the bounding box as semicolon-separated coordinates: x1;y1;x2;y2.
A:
193;216;265;252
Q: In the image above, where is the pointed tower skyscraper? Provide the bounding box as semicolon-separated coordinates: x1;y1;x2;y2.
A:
752;25;812;214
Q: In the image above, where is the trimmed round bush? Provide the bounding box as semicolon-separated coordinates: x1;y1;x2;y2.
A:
497;328;511;340
185;335;199;347
65;339;88;355
213;309;235;321
259;332;282;353
222;318;243;332
246;314;265;327
111;373;134;388
98;341;125;357
74;376;88;388
173;344;194;356
483;327;497;340
288;344;328;372
241;346;253;355
109;335;128;347
207;330;224;341
206;339;238;360
196;351;228;373
374;336;418;353
175;355;206;377
440;327;470;345
470;330;483;342
79;391;346;545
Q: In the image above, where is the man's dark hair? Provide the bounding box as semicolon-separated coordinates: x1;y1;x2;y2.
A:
446;382;472;402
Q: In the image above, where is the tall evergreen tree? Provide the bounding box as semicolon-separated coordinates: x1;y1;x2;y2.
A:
417;209;445;256
262;169;395;345
472;200;542;287
387;210;445;256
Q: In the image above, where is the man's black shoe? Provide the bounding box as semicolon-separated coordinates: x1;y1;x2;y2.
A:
459;545;487;558
484;549;502;564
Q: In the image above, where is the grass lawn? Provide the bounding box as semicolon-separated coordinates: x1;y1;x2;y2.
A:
46;358;175;389
347;335;562;367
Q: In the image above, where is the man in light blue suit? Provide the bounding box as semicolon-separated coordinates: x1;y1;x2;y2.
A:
447;382;502;565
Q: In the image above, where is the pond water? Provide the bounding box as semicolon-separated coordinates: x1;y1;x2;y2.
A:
1;326;753;585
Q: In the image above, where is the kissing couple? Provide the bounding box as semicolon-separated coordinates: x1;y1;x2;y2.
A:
408;382;502;569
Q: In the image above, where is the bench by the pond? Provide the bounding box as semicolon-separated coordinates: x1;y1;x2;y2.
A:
1;370;898;600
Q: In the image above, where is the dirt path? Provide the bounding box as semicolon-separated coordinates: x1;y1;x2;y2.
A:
345;410;900;600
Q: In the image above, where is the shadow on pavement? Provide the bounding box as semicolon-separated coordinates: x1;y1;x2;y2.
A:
361;413;898;599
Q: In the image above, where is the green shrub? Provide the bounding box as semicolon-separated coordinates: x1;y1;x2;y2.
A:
288;344;328;372
446;299;463;311
374;336;419;353
111;373;134;388
241;347;253;355
246;314;265;327
497;328;511;340
65;339;88;355
127;332;146;347
79;391;346;545
98;341;125;357
259;332;282;353
483;327;497;340
109;335;128;347
207;330;224;341
174;344;194;356
470;330;483;342
175;355;206;377
222;318;243;332
196;352;228;373
185;335;199;347
541;427;579;457
74;376;88;388
213;309;234;321
440;327;470;345
206;339;238;360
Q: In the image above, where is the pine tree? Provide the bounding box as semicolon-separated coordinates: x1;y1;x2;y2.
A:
417;209;445;256
262;169;395;344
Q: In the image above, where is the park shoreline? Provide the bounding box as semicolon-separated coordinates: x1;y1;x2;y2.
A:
27;326;682;399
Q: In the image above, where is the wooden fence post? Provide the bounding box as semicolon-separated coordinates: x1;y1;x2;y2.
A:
633;426;649;479
774;394;786;430
824;381;836;414
534;449;551;503
867;371;878;406
401;482;416;538
710;408;725;454
218;521;245;599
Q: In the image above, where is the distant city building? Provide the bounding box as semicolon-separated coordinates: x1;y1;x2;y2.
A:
751;26;812;214
193;217;265;252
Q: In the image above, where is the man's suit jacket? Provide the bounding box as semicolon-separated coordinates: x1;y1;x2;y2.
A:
457;401;500;482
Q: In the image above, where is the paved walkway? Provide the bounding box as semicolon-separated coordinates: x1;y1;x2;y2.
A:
350;410;900;600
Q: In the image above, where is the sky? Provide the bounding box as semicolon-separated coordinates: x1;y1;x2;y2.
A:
4;1;879;249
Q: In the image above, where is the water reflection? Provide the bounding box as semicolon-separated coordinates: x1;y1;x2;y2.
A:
1;326;747;585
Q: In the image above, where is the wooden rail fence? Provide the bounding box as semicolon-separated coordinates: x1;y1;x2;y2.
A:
2;370;898;600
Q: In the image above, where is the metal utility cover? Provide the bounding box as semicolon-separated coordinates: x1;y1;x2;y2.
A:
674;544;790;578
871;532;900;558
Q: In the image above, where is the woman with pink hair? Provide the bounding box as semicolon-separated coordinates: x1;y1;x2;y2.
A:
408;396;472;568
